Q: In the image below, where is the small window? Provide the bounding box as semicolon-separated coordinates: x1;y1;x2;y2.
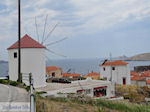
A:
14;52;17;58
52;72;55;77
112;67;115;70
103;67;105;71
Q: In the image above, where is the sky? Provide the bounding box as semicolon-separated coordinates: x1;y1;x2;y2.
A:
0;0;150;60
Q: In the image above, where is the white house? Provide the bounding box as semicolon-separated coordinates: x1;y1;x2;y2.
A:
37;78;115;98
7;34;46;88
100;60;131;85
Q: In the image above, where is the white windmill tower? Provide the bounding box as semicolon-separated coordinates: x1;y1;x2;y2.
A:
7;34;46;88
7;15;68;88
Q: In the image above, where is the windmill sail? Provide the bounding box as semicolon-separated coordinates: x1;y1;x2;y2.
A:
35;17;40;42
41;15;48;44
34;15;67;58
42;22;59;44
45;37;68;47
46;48;67;57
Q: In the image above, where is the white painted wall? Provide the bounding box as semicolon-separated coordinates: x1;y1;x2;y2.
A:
100;65;131;85
147;84;150;88
131;80;146;87
8;48;46;88
43;80;115;98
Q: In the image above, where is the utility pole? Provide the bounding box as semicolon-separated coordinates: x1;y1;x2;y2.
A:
18;0;21;82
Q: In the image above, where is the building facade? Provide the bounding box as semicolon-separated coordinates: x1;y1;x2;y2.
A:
46;66;62;78
62;73;81;78
86;72;100;80
38;78;115;98
7;34;46;88
100;60;131;85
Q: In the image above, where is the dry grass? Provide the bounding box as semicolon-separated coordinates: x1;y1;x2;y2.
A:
36;97;119;112
35;86;150;112
36;98;97;112
115;84;139;95
115;84;145;103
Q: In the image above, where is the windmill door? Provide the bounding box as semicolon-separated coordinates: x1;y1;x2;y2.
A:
123;78;126;85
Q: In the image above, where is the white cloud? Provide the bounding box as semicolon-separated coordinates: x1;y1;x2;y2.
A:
68;0;150;33
1;0;150;40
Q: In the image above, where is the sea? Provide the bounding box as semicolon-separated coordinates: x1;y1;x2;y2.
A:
1;59;150;77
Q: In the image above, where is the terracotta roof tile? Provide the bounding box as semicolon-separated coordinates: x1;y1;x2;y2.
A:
141;74;150;77
46;66;62;71
143;70;150;75
146;80;150;85
100;60;128;66
7;34;46;49
88;72;100;76
131;72;139;76
131;76;144;81
62;73;81;77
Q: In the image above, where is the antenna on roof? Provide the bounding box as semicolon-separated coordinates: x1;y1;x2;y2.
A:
109;52;112;62
67;68;72;74
102;59;108;65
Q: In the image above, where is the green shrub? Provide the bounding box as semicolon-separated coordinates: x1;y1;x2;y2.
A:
9;80;19;86
57;92;63;94
0;79;8;84
0;79;3;83
25;86;30;92
37;91;47;95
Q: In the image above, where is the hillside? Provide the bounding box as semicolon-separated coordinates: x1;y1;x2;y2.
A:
127;53;150;61
112;55;128;60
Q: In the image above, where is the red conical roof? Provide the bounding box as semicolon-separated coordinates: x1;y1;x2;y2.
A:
7;34;46;50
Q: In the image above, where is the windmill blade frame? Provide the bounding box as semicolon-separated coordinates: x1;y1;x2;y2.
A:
35;17;40;42
45;37;68;47
46;48;67;58
42;22;60;44
41;15;48;44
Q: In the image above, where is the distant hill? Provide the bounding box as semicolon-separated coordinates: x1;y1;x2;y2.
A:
112;55;128;61
127;53;150;61
0;60;8;63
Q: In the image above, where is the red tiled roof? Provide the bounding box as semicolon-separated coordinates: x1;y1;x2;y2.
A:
88;72;100;76
131;76;144;81
131;72;139;76
146;80;150;85
100;60;128;66
46;66;62;71
62;73;81;77
143;70;150;75
141;74;150;77
7;34;46;50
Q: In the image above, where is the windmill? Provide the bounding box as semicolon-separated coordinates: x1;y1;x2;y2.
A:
34;15;68;59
